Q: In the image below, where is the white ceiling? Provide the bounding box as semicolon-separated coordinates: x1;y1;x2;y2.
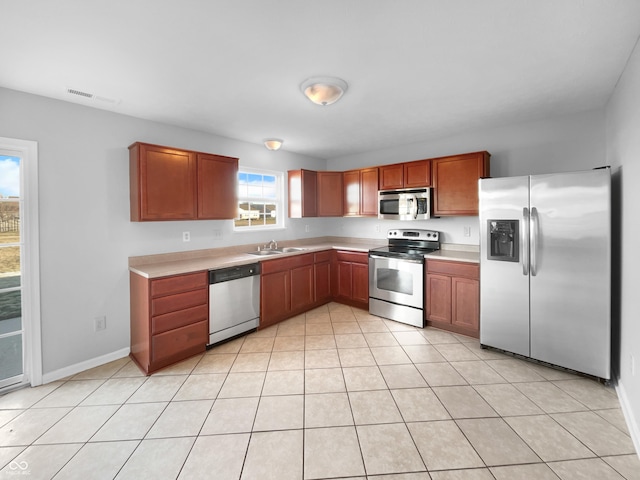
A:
3;1;640;160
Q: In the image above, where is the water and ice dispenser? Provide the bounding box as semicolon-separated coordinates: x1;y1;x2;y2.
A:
487;220;519;262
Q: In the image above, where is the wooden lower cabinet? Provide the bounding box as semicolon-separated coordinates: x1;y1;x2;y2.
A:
426;259;480;338
130;270;208;375
333;250;369;309
314;251;332;304
260;253;317;328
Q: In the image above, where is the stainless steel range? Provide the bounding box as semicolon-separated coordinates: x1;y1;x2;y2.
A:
369;229;440;327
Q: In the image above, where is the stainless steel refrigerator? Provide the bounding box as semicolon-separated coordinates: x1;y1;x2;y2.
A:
479;168;611;380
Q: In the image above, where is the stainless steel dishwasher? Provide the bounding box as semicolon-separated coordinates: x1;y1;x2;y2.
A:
208;262;260;346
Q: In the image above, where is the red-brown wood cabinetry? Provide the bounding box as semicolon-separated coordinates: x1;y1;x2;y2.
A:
129;142;238;221
432;151;490;216
379;159;431;190
288;169;318;218
314;251;332;304
130;270;208;374
317;171;344;216
332;250;369;309
343;168;379;217
260;253;317;328
426;260;479;338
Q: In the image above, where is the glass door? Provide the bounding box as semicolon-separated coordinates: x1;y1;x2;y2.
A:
0;154;23;389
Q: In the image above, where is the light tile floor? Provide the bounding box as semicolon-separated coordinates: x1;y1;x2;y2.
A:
1;302;638;480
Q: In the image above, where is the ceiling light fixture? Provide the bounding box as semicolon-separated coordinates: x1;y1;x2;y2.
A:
300;76;348;106
264;138;284;151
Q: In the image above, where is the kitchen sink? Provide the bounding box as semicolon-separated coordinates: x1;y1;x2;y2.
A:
246;247;308;256
279;247;308;253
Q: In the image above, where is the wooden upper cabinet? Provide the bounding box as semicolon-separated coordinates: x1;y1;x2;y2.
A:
343;168;379;217
197;153;238;219
360;167;379;216
404;160;431;188
379;160;431;190
130;143;197;221
288;169;318;218
317;171;344;217
432;151;490;216
343;170;361;216
130;142;238;221
379;163;404;190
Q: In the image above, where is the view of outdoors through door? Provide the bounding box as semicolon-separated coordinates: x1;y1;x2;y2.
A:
0;153;23;388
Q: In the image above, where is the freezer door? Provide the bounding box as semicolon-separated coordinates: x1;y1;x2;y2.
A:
479;176;530;356
529;169;611;379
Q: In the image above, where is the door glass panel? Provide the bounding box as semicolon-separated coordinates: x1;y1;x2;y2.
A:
0;154;23;386
376;268;414;295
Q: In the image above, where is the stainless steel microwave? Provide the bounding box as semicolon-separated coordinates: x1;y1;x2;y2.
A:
378;188;431;220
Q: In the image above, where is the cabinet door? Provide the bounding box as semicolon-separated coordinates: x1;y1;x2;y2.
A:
452;277;479;331
379;164;404;190
426;273;452;324
404;160;431;187
261;270;290;328
360;168;379;216
131;143;197;221
351;263;369;304
317;172;344;216
432;152;490;216
315;261;331;304
343;170;361;216
336;261;353;299
288;169;317;218
291;264;315;312
197;153;238;219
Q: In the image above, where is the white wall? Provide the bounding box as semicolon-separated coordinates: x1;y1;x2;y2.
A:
606;37;640;449
0;87;327;375
326;109;606;244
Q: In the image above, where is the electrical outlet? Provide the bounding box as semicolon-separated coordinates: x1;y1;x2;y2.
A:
212;229;222;238
375;224;381;233
463;226;471;237
305;225;310;233
183;231;190;242
94;316;106;332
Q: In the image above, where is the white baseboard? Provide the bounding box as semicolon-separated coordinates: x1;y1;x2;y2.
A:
41;348;130;384
616;380;640;457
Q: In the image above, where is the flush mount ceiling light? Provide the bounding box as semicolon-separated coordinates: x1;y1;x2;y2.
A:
300;76;348;106
264;138;284;151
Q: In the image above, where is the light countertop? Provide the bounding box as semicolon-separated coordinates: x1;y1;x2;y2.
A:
129;238;479;279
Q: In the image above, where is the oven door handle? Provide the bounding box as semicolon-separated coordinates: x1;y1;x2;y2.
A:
369;254;424;264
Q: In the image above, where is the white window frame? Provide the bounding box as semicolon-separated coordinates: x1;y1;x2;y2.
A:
0;137;41;388
233;167;285;232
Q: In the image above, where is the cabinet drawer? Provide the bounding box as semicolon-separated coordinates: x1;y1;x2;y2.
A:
426;260;479;279
151;320;207;365
336;250;368;264
151;288;208;316
314;250;332;263
151;304;208;335
261;253;314;274
151;271;208;297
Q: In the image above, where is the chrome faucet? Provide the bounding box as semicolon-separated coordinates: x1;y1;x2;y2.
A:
268;239;278;250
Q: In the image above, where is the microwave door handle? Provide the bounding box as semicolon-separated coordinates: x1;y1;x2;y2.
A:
413;196;418;219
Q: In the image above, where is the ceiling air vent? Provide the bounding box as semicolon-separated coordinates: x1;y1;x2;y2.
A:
67;88;93;99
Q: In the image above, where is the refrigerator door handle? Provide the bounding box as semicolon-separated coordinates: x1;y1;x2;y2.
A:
530;206;538;276
522;207;529;275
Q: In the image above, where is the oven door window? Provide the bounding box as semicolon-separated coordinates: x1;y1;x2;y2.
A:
376;268;414;295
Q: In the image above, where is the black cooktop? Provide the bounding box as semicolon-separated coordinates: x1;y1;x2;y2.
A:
369;245;438;260
369;228;440;260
